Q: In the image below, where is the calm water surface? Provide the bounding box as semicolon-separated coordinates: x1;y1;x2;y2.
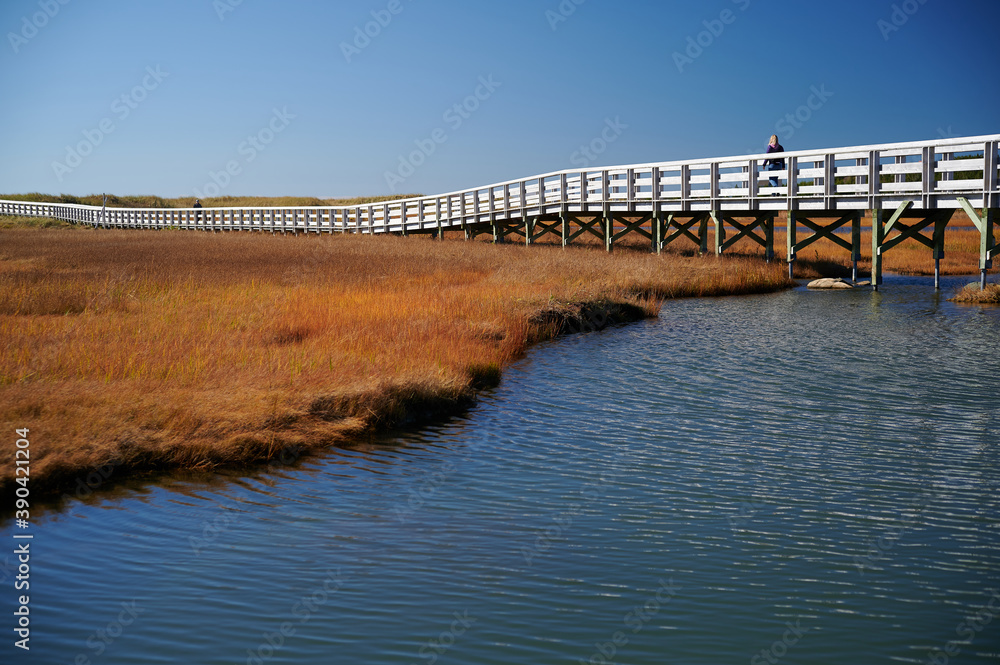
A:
4;275;1000;665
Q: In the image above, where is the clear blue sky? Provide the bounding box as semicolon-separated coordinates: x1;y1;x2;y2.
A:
1;0;997;198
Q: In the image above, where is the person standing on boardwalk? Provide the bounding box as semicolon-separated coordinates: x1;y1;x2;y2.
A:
193;198;202;223
764;135;785;190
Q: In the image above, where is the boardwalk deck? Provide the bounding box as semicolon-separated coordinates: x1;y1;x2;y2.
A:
2;134;997;289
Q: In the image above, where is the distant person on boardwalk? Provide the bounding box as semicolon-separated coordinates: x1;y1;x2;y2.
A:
764;134;785;190
193;198;202;223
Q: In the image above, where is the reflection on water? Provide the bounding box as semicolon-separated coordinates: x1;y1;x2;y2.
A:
3;275;999;665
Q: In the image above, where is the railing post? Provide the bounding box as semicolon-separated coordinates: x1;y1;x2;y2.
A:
489;187;497;231
922;146;935;209
985;139;999;210
750;160;760;207
436;198;443;239
823;154;834;208
709;162;719;208
786;156;798;202
869;150;882;210
652;166;662;253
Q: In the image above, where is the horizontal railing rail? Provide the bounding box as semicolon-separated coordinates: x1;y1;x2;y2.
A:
2;135;997;234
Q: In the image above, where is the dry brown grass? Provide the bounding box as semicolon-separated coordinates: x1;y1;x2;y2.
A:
1;225;792;497
949;283;1000;304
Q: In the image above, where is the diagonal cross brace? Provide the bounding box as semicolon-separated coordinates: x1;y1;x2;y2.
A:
662;214;708;247
493;221;526;242
565;216;605;243
718;214;773;253
880;215;942;253
528;218;562;243
611;214;652;242
792;215;856;254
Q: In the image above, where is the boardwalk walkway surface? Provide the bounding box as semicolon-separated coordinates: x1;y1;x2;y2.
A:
3;134;997;289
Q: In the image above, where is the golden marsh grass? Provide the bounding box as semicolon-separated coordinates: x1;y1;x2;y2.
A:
1;222;793;496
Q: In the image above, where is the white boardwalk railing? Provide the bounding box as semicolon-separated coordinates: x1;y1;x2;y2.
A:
3;134;997;289
2;134;997;234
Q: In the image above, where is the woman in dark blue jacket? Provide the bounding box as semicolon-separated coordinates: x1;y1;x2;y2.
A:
764;135;785;189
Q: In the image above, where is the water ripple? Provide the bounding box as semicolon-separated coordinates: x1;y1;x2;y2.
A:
5;276;1000;664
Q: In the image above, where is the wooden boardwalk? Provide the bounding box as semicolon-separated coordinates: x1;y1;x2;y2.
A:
2;134;997;289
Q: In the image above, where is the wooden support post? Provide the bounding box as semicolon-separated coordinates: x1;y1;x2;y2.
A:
871;208;885;290
982;209;996;290
561;214;569;248
957;199;995;289
653;211;663;255
932;212;949;290
764;214;775;263
526;217;535;246
711;211;725;256
697;215;709;255
605;215;613;253
787;210;797;278
851;212;861;282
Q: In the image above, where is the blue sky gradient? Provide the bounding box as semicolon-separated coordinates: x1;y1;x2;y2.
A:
1;0;997;198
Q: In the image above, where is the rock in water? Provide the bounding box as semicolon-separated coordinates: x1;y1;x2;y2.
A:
807;277;853;289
